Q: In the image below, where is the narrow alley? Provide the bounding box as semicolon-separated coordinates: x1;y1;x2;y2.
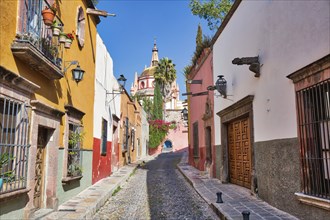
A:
93;152;218;220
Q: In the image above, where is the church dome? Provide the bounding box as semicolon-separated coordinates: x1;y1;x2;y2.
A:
140;66;156;77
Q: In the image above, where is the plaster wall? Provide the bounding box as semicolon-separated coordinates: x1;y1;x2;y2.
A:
92;33;121;183
188;51;215;171
212;0;330;144
140;108;149;158
56;149;92;205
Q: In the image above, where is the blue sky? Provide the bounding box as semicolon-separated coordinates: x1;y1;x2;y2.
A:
96;0;213;99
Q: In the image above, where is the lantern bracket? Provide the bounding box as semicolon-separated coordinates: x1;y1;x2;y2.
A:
63;61;79;73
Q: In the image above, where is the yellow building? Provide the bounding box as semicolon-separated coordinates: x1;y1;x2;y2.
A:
0;0;99;218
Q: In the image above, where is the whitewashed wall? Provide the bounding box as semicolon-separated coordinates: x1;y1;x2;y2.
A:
213;0;330;144
94;33;121;141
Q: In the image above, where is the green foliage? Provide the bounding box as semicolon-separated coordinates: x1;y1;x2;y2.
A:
0;153;15;182
154;57;177;100
196;24;203;50
68;131;84;148
152;83;163;120
183;35;212;76
189;0;233;31
148;120;170;148
112;186;121;196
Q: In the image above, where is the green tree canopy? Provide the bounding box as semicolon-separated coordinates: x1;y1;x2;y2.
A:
154;57;177;101
152;83;163;120
189;0;233;31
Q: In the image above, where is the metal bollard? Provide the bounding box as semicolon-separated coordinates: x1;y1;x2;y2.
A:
216;192;223;203
242;211;250;220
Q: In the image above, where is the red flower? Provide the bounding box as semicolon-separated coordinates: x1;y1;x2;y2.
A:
66;33;74;40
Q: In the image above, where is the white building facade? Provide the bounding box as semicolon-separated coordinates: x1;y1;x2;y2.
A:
212;0;329;219
92;33;122;183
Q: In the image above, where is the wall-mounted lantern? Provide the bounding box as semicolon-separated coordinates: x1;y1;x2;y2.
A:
207;75;227;98
107;74;127;95
181;107;188;121
64;61;86;83
232;56;260;77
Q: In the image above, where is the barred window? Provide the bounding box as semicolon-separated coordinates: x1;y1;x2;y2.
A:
101;118;107;156
296;79;330;199
0;97;29;194
67;123;83;177
193;122;199;157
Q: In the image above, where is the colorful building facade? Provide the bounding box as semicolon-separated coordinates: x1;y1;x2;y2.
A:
0;0;99;218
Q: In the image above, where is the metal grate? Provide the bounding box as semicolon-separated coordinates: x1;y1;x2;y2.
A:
18;0;63;66
296;79;330;199
67;123;83;177
0;97;30;194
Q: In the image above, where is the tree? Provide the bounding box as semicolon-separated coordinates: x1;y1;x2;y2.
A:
154;57;177;101
196;24;203;50
189;0;233;31
152;83;163;120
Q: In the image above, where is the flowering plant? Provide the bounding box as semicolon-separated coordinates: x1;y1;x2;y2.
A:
66;33;74;40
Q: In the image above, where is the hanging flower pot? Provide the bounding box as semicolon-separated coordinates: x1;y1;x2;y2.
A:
41;4;57;26
52;20;62;36
59;33;66;43
64;33;75;49
64;39;73;48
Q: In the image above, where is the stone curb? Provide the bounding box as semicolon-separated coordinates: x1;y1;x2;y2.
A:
41;156;155;220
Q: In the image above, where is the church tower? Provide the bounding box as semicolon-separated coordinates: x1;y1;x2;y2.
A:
150;40;159;67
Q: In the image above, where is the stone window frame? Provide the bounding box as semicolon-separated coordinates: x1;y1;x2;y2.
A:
216;95;256;193
287;54;330;210
62;105;85;183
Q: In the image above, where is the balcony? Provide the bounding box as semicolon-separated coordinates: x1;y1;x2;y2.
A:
11;0;64;80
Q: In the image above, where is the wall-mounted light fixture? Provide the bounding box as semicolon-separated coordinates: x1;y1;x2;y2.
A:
232;56;260;77
207;75;227;98
107;74;127;95
187;79;203;84
181;107;188;121
64;61;85;83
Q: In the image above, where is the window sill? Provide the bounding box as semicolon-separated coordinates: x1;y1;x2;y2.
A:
295;192;330;211
62;176;83;185
0;188;30;202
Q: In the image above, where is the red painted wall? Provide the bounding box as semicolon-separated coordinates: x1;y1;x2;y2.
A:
92;138;112;184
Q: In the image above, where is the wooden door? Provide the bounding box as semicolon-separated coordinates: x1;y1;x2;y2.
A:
228;118;251;188
33;127;47;209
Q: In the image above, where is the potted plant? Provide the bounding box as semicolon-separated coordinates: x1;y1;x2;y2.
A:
0;153;14;191
64;33;74;49
41;3;57;26
59;32;67;43
52;20;62;36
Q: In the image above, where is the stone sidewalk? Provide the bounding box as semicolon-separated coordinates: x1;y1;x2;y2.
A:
35;155;155;220
176;151;299;220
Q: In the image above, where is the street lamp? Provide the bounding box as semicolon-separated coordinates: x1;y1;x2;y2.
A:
207;75;227;98
64;61;86;83
107;74;127;95
71;65;85;83
181;107;188;121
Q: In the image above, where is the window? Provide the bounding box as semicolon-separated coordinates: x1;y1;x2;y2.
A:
122;117;129;151
193;122;199;157
0;97;29;194
76;6;85;47
296;79;330;199
140;81;145;89
67;123;83;177
131;129;135;151
101;118;108;156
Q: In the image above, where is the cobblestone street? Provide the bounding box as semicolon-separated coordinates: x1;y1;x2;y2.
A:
93;152;218;220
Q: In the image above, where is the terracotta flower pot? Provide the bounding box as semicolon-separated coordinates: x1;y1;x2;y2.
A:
42;9;55;26
64;39;72;48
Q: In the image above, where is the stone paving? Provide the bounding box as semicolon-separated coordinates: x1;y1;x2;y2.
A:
94;152;218;220
177;151;299;220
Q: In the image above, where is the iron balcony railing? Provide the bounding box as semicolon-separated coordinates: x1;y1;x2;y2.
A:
16;0;64;67
0;97;30;195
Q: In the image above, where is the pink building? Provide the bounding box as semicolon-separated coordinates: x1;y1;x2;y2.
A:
187;48;216;177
